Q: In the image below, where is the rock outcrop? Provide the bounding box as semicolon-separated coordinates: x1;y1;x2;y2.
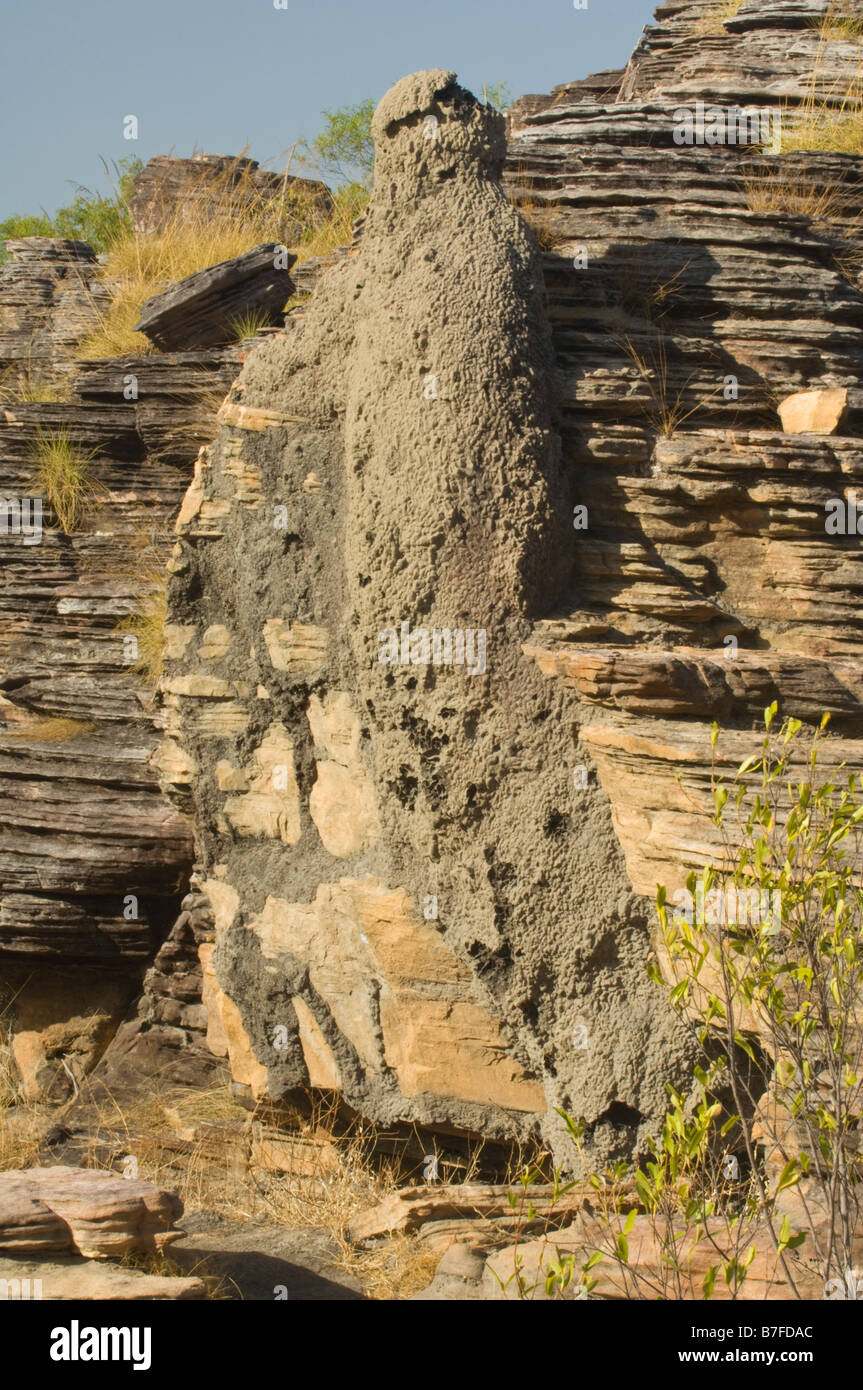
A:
0;339;241;1096
0;1166;183;1257
127;154;332;240
0;239;109;388
506;0;863;914
134;244;298;350
2;0;861;1178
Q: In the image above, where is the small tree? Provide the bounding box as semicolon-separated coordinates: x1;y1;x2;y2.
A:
655;704;863;1290
0;156;143;264
505;707;863;1300
298;100;375;187
481;81;513;111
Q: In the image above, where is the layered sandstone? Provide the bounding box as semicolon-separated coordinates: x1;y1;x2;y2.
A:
2;0;861;1170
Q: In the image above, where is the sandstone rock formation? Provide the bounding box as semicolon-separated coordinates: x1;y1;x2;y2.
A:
127;154;332;240
506;0;863;911
0;238;109;389
134;244;298;350
0;1166;183;1257
0;1253;206;1300
0;336;241;1096
2;0;861;1187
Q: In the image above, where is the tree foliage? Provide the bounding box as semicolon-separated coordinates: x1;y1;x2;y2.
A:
0;156;143;265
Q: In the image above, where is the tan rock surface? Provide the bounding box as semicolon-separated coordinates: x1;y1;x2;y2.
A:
0;1167;183;1259
778;388;848;435
0;1254;206;1300
198;943;269;1097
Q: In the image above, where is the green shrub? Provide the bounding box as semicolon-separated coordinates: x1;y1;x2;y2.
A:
0;156;142;265
505;707;863;1300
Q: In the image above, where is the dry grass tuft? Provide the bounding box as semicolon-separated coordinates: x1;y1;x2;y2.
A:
619;333;719;437
741;162;862;283
693;0;744;37
742;168;858;220
0;365;71;405
0;1103;49;1172
814;1;863;40
294;182;368;263
118;1246;240;1300
777;42;863;153
112;526;171;691
508;163;559;250
0;994;54;1172
30;428;101;534
76;158;365;359
70;1081;473;1299
3;715;95;743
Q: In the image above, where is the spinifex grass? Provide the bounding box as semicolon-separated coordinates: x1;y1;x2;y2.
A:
78;158;367;359
0;364;71;405
31;428;100;534
230;308;274;342
693;0;744;37
815;1;863;40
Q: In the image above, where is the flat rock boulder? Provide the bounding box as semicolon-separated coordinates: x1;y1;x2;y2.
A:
0;1253;205;1300
0;1166;183;1259
134;243;297;350
778;387;848;435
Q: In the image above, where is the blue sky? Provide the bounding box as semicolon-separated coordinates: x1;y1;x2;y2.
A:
0;0;653;217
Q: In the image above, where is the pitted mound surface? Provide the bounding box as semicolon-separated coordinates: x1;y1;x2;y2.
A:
159;71;692;1166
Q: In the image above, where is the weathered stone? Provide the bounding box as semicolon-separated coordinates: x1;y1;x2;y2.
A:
778;387;848;434
261;619;329;675
348;1182;601;1244
0;1167;183;1258
0;238;109;386
134;244;297;351
0;1253;206;1300
198;943;269;1098
127;154;332;240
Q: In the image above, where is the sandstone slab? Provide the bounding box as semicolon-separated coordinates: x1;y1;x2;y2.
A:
778;387;848;435
0;1167;184;1258
0;1253;205;1300
134;244;296;350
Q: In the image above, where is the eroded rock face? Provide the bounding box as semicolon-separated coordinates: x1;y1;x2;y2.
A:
160;70;693;1163
0;1166;183;1258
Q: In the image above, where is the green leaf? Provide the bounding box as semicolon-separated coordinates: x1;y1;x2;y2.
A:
775;1159;800;1195
733;1031;756;1062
